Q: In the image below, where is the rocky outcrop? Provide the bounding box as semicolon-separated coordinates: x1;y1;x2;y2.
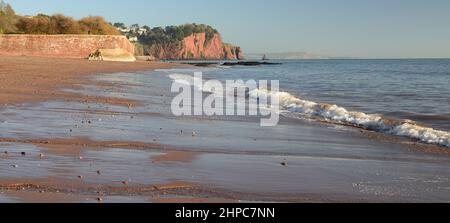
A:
0;35;134;58
147;33;242;60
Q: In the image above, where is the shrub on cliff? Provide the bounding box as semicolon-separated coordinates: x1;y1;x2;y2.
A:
16;14;81;34
2;2;119;35
78;16;120;35
15;14;120;35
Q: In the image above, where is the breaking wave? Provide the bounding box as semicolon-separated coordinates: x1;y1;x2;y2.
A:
254;89;450;148
169;73;450;148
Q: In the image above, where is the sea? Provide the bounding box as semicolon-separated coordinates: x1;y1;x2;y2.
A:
167;59;450;148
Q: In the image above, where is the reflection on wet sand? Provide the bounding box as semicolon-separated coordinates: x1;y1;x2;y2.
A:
0;68;449;203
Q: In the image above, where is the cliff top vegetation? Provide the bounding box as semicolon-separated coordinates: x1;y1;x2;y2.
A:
0;1;119;35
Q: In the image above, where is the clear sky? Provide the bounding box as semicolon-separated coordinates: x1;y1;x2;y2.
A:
6;0;450;58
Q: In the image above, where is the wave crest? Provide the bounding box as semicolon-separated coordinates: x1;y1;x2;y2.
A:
254;89;450;148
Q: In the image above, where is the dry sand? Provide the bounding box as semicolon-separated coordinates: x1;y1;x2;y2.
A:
0;56;179;107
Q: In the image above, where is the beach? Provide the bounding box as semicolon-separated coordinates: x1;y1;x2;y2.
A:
0;56;449;203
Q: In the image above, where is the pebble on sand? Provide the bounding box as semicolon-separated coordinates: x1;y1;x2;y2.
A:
122;181;128;185
78;175;83;179
39;154;44;159
21;152;26;156
79;156;84;160
192;131;197;137
281;159;288;166
97;170;102;175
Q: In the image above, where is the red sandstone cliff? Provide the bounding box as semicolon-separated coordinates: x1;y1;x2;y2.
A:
147;33;242;60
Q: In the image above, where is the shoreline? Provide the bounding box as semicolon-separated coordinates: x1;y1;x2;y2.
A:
0;56;449;203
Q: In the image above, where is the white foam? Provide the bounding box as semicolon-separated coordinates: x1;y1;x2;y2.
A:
252;89;450;148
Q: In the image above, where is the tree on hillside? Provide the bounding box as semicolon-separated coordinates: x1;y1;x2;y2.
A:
113;22;126;29
51;14;81;34
16;15;50;34
130;23;139;31
0;0;18;33
142;25;150;31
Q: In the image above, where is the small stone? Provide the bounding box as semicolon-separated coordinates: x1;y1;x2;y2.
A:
39;154;44;159
79;156;84;160
4;151;8;154
21;152;26;156
192;131;197;137
96;197;103;202
122;181;128;185
281;159;288;166
97;170;102;175
78;175;83;179
12;164;19;168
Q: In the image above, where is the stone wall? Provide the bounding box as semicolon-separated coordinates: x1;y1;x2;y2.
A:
0;35;134;58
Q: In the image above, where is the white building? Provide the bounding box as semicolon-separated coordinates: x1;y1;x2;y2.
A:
128;36;138;42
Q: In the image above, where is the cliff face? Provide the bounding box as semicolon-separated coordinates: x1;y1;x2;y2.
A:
147;33;242;60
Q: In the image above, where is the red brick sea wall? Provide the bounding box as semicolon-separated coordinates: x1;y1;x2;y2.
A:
0;35;134;58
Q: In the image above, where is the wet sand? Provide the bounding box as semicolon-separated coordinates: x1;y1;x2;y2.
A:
0;56;449;203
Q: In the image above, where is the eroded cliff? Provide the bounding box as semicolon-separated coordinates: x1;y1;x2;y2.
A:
146;33;242;60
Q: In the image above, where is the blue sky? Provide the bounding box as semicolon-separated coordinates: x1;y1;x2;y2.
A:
6;0;450;58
